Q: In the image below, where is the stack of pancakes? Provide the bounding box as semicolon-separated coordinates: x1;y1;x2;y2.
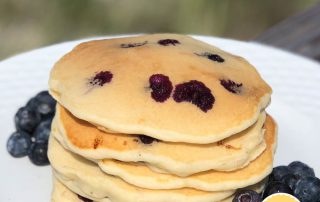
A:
48;34;276;202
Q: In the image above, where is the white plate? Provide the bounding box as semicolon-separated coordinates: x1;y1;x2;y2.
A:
0;35;319;202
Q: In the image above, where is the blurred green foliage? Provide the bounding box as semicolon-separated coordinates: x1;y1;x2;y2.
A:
0;0;317;60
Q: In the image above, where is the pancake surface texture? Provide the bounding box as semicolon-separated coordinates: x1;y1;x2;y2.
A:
54;104;267;176
49;34;271;143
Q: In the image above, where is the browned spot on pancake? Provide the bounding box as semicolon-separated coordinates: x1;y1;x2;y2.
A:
123;141;127;146
217;140;223;146
225;144;241;150
59;105;143;151
93;136;103;149
217;140;240;150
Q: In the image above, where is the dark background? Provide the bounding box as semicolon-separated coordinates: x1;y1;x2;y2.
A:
0;0;317;60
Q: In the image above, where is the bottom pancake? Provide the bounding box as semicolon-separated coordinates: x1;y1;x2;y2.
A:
49;135;235;202
52;175;266;202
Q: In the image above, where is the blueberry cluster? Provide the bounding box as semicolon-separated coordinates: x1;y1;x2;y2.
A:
7;91;56;166
148;74;215;112
232;161;320;202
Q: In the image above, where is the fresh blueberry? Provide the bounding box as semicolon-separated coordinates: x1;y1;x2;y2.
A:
232;189;261;202
33;119;52;143
7;131;32;157
15;107;41;133
28;91;56;119
28;142;49;166
294;177;320;202
270;166;291;182
281;174;300;190
26;97;38;111
77;195;93;202
138;135;159;144
263;181;293;199
288;161;315;178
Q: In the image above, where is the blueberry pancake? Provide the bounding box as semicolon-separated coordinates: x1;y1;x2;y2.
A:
54;104;267;176
49;34;271;144
48;34;276;202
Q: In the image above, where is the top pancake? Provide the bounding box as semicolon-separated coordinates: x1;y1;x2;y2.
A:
49;34;271;143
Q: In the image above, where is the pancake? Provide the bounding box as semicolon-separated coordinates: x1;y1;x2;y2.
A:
97;115;276;191
51;176;266;202
54;104;267;176
48;136;236;202
49;34;271;144
52;177;111;202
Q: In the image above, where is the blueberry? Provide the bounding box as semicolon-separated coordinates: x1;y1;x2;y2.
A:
270;166;291;182
158;39;180;46
15;107;41;133
26;97;38;111
281;174;300;190
7;131;32;157
120;41;147;48
89;71;113;87
288;161;315;179
263;181;293;199
138;135;159;144
207;54;224;63
33;119;52;143
232;189;261;202
195;52;225;63
28;91;56;119
28;142;49;166
294;177;320;202
77;195;93;202
220;79;243;94
149;74;173;102
173;80;215;112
